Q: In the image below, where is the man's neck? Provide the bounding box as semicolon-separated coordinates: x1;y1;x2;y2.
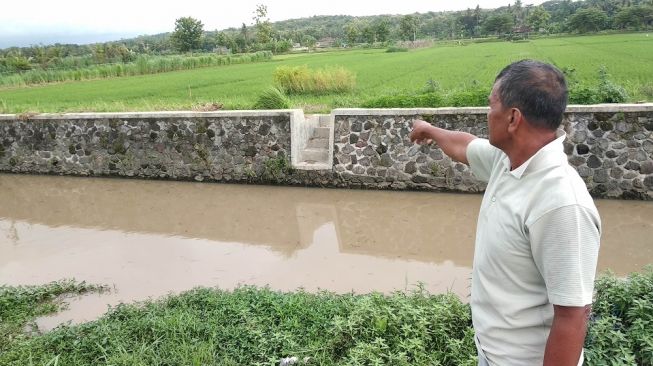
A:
506;129;557;171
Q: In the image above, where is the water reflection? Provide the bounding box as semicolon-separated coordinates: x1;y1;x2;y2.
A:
0;174;651;330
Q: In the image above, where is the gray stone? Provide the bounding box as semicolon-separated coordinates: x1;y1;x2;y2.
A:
623;171;638;179
644;176;653;189
379;153;393;167
603;160;616;169
643;140;653;154
359;157;371;167
342;144;354;154
616;153;629;165
353;166;365;174
627;141;641;148
624;161;641;171
586;155;602;168
593;169;609;183
351;121;362;133
605;150;617;159
609;168;623;179
412;175;428;183
576;144;589;155
612;142;626;150
363;146;376;156
635;151;648;162
405;161;417;174
429;150;443;160
571;131;587;143
633;178;644;189
578;166;592;177
569;156;586;167
350;134;358;144
641;161;653;175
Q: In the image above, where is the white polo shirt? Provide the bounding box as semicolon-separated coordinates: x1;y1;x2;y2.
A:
466;131;601;365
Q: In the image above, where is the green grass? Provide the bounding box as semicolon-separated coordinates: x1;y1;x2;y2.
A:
1;267;652;365
0;33;651;113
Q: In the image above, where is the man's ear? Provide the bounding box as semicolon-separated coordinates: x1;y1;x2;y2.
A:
507;108;522;134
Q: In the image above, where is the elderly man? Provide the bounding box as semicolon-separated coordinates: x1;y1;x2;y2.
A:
410;60;600;365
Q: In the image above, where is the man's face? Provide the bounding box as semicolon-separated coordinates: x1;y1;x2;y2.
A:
487;83;511;149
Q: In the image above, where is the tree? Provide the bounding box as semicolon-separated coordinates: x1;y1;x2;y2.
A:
614;5;653;29
567;8;609;33
344;21;360;45
360;21;376;44
253;4;273;45
526;6;551;32
171;17;204;52
459;8;478;37
482;14;515;35
301;34;316;48
373;18;391;43
400;15;419;41
236;23;250;53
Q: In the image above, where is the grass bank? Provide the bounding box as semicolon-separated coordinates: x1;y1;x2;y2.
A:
1;267;652;365
0;33;651;113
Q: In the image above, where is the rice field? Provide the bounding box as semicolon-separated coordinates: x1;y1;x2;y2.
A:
0;33;651;113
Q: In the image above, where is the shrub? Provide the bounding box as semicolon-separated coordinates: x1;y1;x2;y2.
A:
253;86;291;109
362;92;445;108
596;66;628;103
386;46;409;53
585;267;653;365
273;65;356;95
568;66;628;104
446;87;491;107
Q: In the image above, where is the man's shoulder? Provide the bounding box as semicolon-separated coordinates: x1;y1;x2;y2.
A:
524;163;598;225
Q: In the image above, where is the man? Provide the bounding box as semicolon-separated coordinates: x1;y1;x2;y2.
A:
409;60;600;365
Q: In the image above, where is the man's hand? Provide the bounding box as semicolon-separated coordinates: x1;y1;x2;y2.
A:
408;119;477;165
409;119;436;145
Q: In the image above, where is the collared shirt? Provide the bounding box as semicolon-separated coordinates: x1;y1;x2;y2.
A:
466;130;601;365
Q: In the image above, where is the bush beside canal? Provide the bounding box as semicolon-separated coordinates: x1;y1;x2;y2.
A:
1;268;651;365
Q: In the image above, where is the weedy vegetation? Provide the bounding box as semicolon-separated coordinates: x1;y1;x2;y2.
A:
1;268;652;365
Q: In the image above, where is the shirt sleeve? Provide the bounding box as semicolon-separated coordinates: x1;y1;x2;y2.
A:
529;204;601;306
465;138;504;183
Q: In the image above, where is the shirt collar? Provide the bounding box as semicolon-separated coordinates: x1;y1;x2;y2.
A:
502;129;567;179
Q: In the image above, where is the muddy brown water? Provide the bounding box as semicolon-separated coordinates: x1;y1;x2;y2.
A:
1;174;652;331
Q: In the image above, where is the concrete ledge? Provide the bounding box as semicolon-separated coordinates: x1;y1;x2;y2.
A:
332;104;653;116
294;162;332;171
0;109;301;121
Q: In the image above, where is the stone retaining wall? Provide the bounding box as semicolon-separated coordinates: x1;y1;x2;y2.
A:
1;105;652;199
332;105;653;199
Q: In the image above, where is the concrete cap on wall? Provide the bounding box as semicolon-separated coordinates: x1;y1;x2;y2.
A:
0;109;304;121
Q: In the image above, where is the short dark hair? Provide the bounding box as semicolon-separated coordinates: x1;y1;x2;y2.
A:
494;59;568;130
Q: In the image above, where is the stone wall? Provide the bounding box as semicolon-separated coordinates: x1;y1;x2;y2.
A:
0;111;330;185
1;105;652;199
332;105;653;199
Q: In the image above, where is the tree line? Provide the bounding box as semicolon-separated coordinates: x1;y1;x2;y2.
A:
1;0;652;74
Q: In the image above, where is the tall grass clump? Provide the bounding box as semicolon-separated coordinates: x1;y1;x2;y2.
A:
0;51;273;88
273;65;356;95
253;86;291;109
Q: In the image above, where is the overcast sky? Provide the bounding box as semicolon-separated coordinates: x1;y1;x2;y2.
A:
0;0;546;48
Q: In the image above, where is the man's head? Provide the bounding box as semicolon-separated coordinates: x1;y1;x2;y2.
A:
493;60;568;131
